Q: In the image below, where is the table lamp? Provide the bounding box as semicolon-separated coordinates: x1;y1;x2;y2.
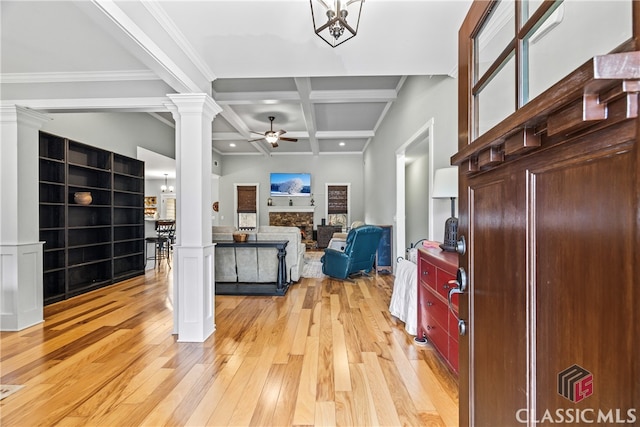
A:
432;167;459;252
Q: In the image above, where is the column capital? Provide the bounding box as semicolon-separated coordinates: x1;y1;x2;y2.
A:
165;93;221;119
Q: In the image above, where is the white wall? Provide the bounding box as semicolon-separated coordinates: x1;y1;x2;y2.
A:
41;112;175;159
211;151;222;177
364;75;459;258
217;153;364;229
406;153;430;246
211;175;220;226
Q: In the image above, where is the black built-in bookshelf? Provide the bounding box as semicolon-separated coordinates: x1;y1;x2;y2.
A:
39;131;145;304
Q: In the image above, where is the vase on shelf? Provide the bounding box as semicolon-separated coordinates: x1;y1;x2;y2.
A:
74;191;92;205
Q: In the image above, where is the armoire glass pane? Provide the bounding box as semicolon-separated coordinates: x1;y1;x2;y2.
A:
475;0;515;80
475;53;516;138
523;0;633;103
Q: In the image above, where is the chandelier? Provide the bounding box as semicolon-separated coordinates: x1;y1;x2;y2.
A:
310;0;364;48
161;173;174;193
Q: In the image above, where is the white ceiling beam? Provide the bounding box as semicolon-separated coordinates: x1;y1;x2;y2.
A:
212;89;397;105
212;131;314;140
294;77;320;156
212;91;300;104
218;105;270;156
212;130;377;140
141;0;216;82
316;130;375;139
309;89;397;103
75;1;210;94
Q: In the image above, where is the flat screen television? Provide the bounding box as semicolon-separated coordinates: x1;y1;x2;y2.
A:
270;172;311;197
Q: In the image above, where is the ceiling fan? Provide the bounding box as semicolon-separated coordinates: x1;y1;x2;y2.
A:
249;116;298;148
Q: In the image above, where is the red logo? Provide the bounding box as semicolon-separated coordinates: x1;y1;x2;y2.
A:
558;364;593;403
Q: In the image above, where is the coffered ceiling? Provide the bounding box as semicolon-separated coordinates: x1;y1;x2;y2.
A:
1;0;472;157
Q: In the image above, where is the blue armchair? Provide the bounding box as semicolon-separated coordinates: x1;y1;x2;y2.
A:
321;225;383;280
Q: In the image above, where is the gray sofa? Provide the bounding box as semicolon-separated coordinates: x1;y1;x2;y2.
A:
212;225;305;283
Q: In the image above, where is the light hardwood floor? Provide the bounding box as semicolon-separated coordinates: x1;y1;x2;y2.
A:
0;264;458;426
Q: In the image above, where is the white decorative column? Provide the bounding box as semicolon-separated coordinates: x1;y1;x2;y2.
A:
0;106;50;330
166;94;221;342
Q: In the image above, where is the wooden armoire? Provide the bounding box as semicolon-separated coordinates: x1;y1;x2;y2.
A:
453;1;639;425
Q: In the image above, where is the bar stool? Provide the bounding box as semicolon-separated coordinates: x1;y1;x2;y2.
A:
145;236;170;268
155;220;175;266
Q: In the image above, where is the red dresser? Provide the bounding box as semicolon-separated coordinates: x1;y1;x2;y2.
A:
417;247;459;374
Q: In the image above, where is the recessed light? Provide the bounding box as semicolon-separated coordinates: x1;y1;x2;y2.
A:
229;143;236;147
339;141;346;146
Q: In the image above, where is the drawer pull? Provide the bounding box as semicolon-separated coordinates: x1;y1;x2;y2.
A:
427;301;433;307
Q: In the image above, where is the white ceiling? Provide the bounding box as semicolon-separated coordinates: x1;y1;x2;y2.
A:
1;0;472;160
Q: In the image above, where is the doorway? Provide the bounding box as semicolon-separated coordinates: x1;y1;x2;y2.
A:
395;118;434;261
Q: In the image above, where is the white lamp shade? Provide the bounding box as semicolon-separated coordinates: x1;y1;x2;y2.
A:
432;167;458;199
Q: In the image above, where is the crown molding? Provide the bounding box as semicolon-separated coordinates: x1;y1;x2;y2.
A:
0;70;160;84
4;97;170;112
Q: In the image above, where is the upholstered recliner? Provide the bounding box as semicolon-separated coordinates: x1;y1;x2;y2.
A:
321;225;383;280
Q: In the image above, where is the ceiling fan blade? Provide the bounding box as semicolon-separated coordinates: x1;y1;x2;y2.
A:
250;130;266;136
279;137;298;142
248;138;265;142
276;129;287;136
271;142;279;148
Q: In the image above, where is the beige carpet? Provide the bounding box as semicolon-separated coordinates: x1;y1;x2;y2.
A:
302;251;325;278
1;385;24;400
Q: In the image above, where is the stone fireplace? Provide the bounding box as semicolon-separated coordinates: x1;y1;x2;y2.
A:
268;207;314;242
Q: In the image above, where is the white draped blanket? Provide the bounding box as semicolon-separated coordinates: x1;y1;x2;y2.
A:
389;258;417;335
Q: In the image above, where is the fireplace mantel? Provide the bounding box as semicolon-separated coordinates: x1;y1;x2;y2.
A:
268;206;315;213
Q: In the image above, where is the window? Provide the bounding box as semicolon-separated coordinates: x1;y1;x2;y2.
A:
522;1;632;103
470;0;633;140
236;185;257;230
326;184;349;228
161;194;176;220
